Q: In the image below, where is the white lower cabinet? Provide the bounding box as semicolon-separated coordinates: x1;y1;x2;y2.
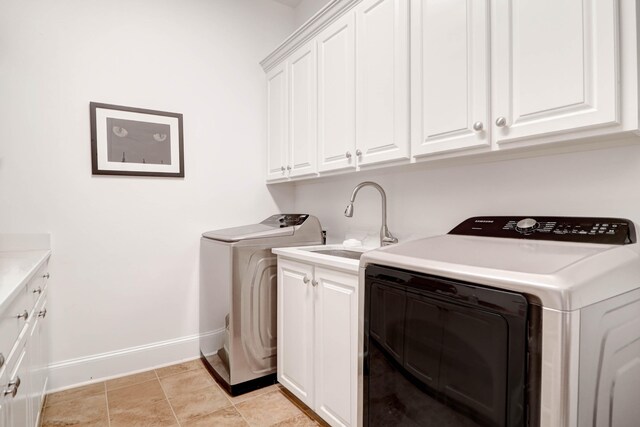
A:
4;346;29;427
278;260;315;405
277;258;358;427
0;263;50;427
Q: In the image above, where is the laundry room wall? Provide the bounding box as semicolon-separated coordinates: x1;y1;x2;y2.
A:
0;0;295;390
294;142;640;246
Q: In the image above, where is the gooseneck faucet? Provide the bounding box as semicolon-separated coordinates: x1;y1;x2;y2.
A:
344;181;398;246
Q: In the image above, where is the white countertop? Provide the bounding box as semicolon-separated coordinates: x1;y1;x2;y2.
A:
0;233;51;313
273;244;372;274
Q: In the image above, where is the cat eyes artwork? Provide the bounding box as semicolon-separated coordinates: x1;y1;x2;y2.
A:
90;102;184;177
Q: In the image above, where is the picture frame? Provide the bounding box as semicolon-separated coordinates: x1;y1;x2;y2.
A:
90;102;184;177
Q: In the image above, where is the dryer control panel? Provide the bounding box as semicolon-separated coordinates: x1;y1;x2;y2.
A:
260;214;310;228
449;216;636;245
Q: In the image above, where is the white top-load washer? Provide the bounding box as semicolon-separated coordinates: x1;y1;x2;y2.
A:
360;216;640;427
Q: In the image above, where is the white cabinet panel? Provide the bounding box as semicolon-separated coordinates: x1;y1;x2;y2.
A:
277;259;315;406
29;298;47;426
318;12;357;172
289;41;318;178
356;0;410;166
266;63;289;181
277;256;359;427
314;267;357;427
4;346;28;427
411;0;490;156
0;261;49;427
492;0;619;145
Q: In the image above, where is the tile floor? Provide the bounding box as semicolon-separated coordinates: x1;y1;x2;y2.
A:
41;359;328;426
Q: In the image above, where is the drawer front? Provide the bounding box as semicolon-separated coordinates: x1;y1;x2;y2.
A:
0;288;30;370
0;261;46;368
27;262;49;308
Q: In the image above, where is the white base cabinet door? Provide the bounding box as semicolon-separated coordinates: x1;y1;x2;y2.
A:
277;257;358;427
277;259;315;406
4;346;29;427
29;298;48;427
0;262;50;427
314;267;358;427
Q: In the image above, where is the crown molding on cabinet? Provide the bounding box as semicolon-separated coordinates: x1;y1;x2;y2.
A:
260;0;361;72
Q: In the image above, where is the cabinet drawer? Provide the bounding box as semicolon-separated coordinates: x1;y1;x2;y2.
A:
27;262;49;307
0;287;30;368
0;262;46;367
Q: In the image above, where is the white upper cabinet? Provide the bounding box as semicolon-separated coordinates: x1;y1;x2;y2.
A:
289;41;318;178
355;0;410;166
266;62;289;181
491;0;619;145
411;0;491;156
317;12;357;173
263;0;638;181
266;42;318;182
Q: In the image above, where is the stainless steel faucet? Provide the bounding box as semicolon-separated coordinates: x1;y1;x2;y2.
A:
344;181;398;246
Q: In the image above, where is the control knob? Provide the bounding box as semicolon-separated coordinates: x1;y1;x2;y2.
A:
515;218;539;234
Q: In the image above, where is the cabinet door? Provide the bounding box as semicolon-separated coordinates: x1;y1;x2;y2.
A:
289;41;318;178
314;267;358;427
411;0;490;157
29;300;47;426
4;346;28;427
492;0;619;145
317;12;357;173
355;0;410;166
266;62;289;181
277;259;315;406
0;367;7;427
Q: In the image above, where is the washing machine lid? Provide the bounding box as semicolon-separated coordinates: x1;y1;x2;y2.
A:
202;214;311;242
203;224;293;242
361;216;640;311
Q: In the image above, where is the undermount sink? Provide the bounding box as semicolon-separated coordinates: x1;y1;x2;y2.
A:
309;249;364;260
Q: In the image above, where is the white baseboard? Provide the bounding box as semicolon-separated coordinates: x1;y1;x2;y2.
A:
47;329;225;393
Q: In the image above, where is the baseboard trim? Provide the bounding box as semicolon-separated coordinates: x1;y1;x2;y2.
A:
47;329;225;392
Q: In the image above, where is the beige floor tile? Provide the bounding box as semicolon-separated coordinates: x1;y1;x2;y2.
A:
304;410;331;427
271;413;319;426
278;387;329;426
183;406;249;427
227;383;281;405
156;359;203;378
235;390;305;427
45;382;105;407
106;369;157;390
159;368;215;399
109;399;178;427
108;379;165;412
169;384;232;421
41;394;108;427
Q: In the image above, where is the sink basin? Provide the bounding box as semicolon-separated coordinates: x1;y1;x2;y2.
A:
309;249;364;260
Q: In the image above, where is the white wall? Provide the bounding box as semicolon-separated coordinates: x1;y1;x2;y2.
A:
294;0;333;27
294;143;640;245
0;0;295;390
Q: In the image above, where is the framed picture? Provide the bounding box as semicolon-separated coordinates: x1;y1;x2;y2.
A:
90;102;184;177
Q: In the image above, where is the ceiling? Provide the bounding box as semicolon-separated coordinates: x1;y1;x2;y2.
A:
271;0;303;7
